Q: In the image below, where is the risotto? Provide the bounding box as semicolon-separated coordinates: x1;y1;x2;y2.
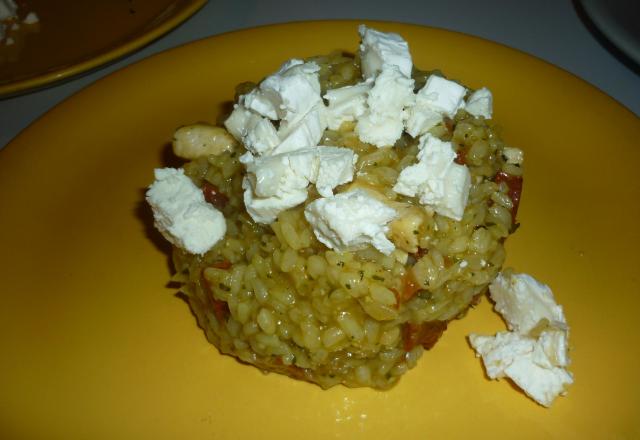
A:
151;27;523;389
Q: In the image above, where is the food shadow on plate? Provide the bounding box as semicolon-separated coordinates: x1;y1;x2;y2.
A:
133;142;186;282
572;0;640;75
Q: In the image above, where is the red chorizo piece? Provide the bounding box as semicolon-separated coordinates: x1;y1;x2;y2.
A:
202;182;229;209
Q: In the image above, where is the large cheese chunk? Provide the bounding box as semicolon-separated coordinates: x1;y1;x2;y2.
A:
224;105;280;156
324;81;372;130
146;168;226;255
464;87;493;119
358;24;413;79
469;331;573;407
304;189;397;255
242;176;308;225
406;75;466;137
243;58;322;124
393;134;470;220
489;272;567;334
355;65;415;147
272;103;327;155
243;146;357;223
469;271;573;407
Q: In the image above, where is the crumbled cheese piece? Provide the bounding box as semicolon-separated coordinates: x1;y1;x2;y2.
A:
469;271;573;407
243;88;279;120
245;152;311;199
489;272;567;334
273;103;327;155
225;60;326;158
243;146;357;223
22;11;38;24
406;75;466;137
534;328;571;368
355;65;414;147
146;168;226;255
464;87;493;119
358;24;413;79
304;189;397;255
244;59;322;124
224;105;280;155
469;332;573;407
502;146;524;165
313;147;359;197
323;81;372;130
393;134;470;220
242;176;308;225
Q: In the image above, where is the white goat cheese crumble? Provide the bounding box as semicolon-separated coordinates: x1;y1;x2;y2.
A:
273;103;327;155
243;59;322;124
305;189;398;255
469;272;573;407
463;87;493;119
355;65;415;147
224;105;280;156
490;272;567;334
242;146;357;223
468;332;573;407
393;134;470;220
358;24;413;79
146;168;226;255
324;81;372;130
406;75;466;137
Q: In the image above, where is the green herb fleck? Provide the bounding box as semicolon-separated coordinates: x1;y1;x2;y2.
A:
372;275;384;281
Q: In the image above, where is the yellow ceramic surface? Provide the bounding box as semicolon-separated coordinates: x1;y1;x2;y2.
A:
0;0;205;97
1;21;639;439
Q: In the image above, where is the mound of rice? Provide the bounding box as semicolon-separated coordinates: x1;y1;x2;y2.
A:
165;47;522;389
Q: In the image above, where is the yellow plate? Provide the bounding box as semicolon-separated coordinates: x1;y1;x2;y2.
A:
0;0;205;97
1;21;639;439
